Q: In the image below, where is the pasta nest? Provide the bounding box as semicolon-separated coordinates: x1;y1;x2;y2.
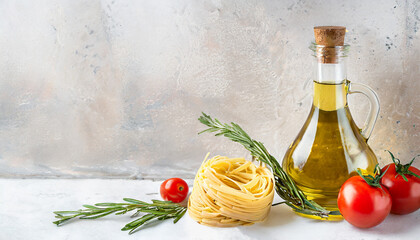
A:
188;154;275;227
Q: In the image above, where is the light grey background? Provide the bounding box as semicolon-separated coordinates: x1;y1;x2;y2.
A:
0;0;419;179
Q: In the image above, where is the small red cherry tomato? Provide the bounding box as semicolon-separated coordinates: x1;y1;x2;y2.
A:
160;178;189;203
380;152;420;215
338;176;391;228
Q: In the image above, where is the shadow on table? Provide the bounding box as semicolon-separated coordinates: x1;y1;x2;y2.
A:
357;213;420;235
235;203;296;239
256;203;297;227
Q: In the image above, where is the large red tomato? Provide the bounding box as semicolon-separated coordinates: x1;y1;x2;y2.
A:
338;175;391;228
380;152;420;215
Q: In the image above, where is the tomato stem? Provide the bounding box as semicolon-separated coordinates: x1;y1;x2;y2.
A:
356;164;389;189
386;150;420;181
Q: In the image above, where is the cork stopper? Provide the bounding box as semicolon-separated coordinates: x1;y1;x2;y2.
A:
314;26;346;63
314;26;346;46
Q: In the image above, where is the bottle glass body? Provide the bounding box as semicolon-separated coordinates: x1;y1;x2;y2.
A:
282;44;379;220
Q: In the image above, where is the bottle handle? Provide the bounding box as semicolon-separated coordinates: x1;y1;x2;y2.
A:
348;82;380;140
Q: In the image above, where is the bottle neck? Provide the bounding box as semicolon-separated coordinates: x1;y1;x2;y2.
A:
315;61;347;84
313;80;348;111
311;44;349;111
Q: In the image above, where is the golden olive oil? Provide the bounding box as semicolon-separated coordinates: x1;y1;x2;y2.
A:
282;81;378;220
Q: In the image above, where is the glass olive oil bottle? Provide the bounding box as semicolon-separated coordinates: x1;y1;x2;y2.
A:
282;26;380;220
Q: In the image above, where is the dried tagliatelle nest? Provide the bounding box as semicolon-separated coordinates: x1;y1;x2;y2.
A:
188;153;275;227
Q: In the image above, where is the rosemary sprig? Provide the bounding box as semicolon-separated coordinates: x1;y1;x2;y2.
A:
198;112;340;218
53;198;187;235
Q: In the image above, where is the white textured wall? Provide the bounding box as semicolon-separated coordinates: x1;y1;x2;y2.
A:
0;0;419;178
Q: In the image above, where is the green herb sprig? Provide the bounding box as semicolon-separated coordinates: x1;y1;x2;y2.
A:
53;198;186;235
198;112;340;218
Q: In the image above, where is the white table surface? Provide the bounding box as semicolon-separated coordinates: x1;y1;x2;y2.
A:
0;179;419;240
